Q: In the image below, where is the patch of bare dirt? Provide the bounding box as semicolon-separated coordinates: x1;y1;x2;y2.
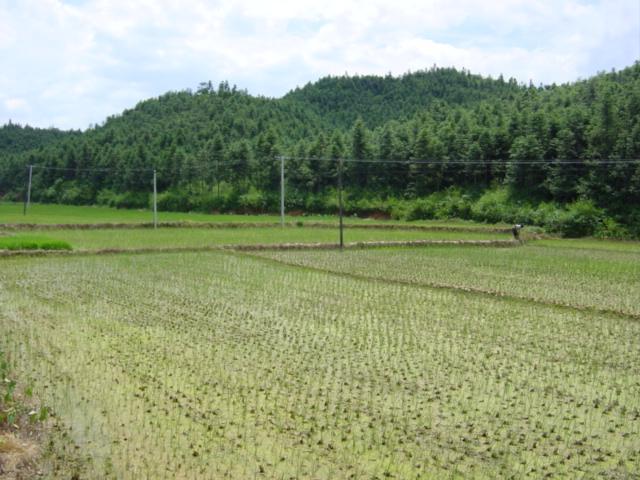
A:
367;211;391;220
0;433;40;479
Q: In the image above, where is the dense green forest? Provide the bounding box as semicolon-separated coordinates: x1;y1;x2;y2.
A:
1;64;639;236
0;122;79;154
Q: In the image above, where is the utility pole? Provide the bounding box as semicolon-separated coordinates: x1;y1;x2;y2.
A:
338;158;344;249
280;156;285;227
153;169;158;229
23;164;33;216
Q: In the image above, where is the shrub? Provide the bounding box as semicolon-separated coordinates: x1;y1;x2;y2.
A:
59;183;94;205
529;202;562;227
548;199;605;237
96;189;118;206
284;189;306;211
471;188;512;223
594;218;629;239
156;190;192;212
404;188;474;221
405;197;437;221
322;189;345;214
115;192;149;209
389;199;411;220
304;193;326;214
96;189;149;209
192;183;237;213
350;197;390;217
238;187;267;213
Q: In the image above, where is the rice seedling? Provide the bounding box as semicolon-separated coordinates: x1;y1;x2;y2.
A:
0;235;72;251
256;242;640;317
0;201;509;230
23;227;509;251
0;249;638;478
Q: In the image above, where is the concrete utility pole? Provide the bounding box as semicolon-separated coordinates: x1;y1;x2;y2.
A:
153;169;158;229
280;156;285;227
23;164;33;216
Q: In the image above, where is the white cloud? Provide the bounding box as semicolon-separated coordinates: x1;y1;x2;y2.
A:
0;0;637;129
4;98;29;111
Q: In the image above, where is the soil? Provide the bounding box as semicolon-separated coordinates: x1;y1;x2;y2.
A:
367;211;392;220
0;412;42;479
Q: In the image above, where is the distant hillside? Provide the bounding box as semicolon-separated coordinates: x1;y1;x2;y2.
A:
284;67;523;129
0;63;639;233
0;122;77;155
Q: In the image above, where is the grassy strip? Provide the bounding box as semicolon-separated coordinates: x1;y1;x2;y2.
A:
1;202;511;229
0;235;72;251
0;239;519;257
0;221;512;233
22;226;508;251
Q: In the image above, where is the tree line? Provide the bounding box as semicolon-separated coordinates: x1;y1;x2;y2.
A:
1;63;639;236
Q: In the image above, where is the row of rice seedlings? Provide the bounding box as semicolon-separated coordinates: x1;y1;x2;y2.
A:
0;251;638;478
0;234;72;251
255;246;640;317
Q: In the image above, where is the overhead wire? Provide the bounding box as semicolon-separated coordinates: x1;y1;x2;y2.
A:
26;156;640;173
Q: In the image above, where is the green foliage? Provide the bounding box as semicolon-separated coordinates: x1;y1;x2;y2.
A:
0;235;72;251
0;349;16;426
284;66;522;129
0;347;49;428
404;188;474;221
0;121;77;155
471;187;515;223
1;63;639;236
547;199;606;237
594;218;629;239
156;190;193;212
238;187;268;213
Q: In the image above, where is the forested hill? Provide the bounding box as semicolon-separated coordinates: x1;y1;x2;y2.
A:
0;122;78;155
1;63;639;236
283;67;523;129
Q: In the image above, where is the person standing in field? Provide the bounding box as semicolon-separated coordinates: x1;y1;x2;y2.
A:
512;224;523;240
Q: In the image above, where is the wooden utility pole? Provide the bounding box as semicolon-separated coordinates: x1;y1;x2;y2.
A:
23;164;33;216
153;169;158;229
280;156;285;227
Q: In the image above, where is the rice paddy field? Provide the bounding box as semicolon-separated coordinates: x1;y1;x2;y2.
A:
1;207;639;479
12;227;507;251
0;202;509;230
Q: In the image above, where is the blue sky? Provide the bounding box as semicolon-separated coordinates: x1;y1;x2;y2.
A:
0;0;638;130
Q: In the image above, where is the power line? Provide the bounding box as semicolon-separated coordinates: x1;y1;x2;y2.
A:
25;156;640;174
280;156;640;165
28;159;247;174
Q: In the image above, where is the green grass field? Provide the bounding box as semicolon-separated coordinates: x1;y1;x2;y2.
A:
1;236;639;478
25;227;507;250
0;201;302;224
0;234;72;251
0;202;510;230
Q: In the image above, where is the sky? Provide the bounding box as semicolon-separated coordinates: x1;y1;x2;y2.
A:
0;0;638;130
